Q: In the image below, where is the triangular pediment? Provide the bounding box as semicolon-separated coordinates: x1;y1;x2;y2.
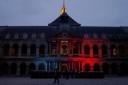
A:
48;13;81;26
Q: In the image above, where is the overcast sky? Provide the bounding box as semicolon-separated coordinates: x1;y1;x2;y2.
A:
0;0;128;26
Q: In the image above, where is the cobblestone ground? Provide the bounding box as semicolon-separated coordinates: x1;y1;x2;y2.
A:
0;77;128;85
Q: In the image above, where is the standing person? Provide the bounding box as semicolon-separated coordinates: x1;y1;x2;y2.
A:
65;69;69;80
53;68;60;84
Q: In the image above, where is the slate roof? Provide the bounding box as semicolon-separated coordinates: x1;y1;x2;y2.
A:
0;13;128;40
48;13;81;26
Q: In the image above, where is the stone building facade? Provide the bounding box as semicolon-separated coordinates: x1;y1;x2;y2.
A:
0;12;128;76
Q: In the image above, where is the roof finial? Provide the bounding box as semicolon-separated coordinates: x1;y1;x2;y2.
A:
61;0;67;14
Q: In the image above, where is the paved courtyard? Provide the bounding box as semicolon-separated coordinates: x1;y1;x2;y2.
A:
0;77;128;85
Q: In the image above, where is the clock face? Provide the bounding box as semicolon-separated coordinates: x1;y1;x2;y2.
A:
113;48;118;56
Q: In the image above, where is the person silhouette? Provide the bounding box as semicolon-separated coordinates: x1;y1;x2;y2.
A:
53;68;60;84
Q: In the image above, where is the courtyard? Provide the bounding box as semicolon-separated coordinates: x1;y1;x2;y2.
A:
0;77;128;85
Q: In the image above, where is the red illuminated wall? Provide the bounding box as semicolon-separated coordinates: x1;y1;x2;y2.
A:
50;32;109;72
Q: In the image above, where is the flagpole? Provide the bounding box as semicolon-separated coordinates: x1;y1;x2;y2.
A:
63;0;65;8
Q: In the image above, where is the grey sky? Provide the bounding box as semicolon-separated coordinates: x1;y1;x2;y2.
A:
0;0;128;26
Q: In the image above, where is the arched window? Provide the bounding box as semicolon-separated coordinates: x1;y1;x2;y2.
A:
50;42;57;55
39;63;45;70
102;45;108;56
31;34;36;39
29;63;35;74
119;45;125;57
110;63;118;74
73;42;79;54
1;62;9;74
84;64;90;72
102;63;109;74
14;34;19;39
61;45;68;55
93;45;98;55
20;63;27;75
10;63;17;75
120;63;127;75
39;45;45;56
5;34;10;39
110;45;118;56
23;33;28;39
21;44;27;56
3;44;10;56
84;45;90;55
40;33;45;39
11;44;19;56
93;64;100;72
30;44;36;55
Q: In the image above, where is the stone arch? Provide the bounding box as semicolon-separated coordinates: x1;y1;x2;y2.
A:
28;63;35;74
93;45;98;55
30;44;36;55
93;63;100;72
102;63;109;74
21;44;27;56
38;63;45;71
19;63;27;75
84;64;90;72
84;45;90;55
10;63;17;75
110;45;118;56
11;44;19;56
39;44;45;56
102;44;108;57
1;62;9;74
3;44;10;56
120;63;127;75
110;63;118;74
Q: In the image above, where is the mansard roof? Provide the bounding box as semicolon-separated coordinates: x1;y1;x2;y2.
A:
48;13;81;26
0;26;128;40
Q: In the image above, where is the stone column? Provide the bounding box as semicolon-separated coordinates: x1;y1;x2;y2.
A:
47;61;50;72
82;41;85;57
116;44;119;57
0;45;3;57
18;45;21;57
45;43;48;57
99;45;102;58
9;44;12;56
35;64;38;71
57;41;59;57
107;44;111;58
90;45;93;57
8;63;11;75
36;46;39;57
16;64;20;76
27;46;30;57
26;63;29;76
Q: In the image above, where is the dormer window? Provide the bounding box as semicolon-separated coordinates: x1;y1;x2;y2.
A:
88;33;93;38
31;34;36;39
23;33;28;39
84;33;89;38
40;33;45;38
93;33;98;39
14;34;19;39
101;33;107;39
5;34;10;39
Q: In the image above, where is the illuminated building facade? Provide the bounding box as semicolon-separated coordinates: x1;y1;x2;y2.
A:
0;5;128;77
